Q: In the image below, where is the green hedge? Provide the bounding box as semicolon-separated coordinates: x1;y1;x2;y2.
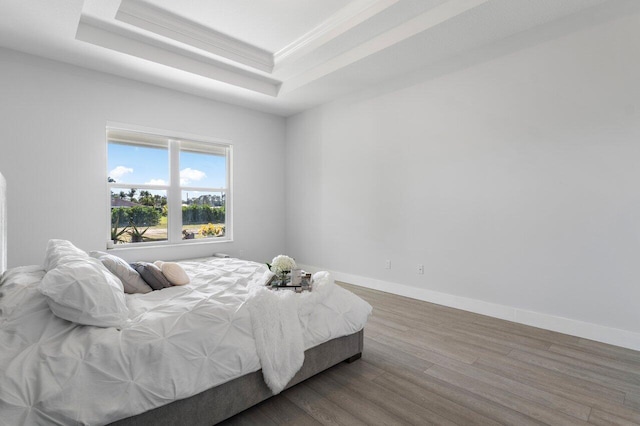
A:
112;206;161;227
182;204;225;225
111;205;224;227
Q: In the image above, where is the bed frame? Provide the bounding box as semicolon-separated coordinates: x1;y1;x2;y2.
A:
110;331;363;425
0;171;364;426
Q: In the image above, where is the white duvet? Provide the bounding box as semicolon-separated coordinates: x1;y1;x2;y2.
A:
0;258;372;425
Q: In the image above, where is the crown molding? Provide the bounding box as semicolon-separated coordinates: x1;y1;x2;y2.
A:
281;0;490;94
76;15;280;97
78;0;487;97
273;0;399;69
116;0;274;73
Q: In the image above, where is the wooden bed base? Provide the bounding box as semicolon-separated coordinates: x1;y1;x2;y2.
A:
109;330;364;426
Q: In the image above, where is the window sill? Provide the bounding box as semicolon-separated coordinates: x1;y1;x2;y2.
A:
107;238;232;252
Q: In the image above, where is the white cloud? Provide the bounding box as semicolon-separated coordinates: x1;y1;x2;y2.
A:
145;179;167;185
109;166;133;182
180;168;206;186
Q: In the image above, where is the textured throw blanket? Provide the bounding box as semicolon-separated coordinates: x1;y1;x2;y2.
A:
246;271;336;394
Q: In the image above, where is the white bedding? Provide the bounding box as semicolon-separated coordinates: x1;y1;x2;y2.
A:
0;258;372;425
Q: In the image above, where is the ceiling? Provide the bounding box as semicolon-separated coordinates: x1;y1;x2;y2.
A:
139;0;351;53
0;0;635;116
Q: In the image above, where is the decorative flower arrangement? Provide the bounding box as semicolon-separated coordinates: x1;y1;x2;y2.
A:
268;255;297;276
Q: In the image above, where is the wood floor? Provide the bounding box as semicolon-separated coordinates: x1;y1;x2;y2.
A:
221;283;640;425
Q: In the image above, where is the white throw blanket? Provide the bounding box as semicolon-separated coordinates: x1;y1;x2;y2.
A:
246;271;336;394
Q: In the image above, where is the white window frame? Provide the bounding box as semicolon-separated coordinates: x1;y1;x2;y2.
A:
106;124;233;249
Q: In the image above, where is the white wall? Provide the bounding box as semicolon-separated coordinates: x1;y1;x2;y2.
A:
0;48;286;267
286;13;640;345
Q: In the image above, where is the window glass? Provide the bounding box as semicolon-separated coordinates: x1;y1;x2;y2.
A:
179;146;226;189
110;188;168;244
181;191;226;240
108;142;168;185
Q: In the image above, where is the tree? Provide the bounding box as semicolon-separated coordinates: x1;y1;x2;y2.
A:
127;188;137;201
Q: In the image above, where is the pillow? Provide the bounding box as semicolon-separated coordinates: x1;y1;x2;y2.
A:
130;262;172;290
161;262;190;286
153;260;164;268
90;252;152;294
44;239;89;271
39;258;128;327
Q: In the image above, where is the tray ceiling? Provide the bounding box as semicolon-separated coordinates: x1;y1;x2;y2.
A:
0;0;634;116
139;0;351;53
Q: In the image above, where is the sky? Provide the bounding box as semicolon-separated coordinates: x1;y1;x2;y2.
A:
108;143;226;190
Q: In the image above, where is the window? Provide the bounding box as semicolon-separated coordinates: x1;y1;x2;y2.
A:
107;127;231;247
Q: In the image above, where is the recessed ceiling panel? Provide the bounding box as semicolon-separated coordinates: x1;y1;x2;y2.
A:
141;0;352;52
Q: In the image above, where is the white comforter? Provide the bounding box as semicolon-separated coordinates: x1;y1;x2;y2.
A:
0;258;372;425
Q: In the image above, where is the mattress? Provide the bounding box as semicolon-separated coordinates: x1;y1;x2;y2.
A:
0;257;372;425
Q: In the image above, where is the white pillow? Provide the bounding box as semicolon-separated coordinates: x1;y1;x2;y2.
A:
40;258;129;328
44;239;88;271
161;262;190;285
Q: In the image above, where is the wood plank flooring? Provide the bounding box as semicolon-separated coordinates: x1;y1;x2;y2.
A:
220;283;640;425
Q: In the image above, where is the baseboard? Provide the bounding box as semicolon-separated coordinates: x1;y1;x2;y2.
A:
299;264;640;352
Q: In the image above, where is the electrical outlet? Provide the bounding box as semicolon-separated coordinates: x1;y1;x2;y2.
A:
385;259;391;269
417;264;424;274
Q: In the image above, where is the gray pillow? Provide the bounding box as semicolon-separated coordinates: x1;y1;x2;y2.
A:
130;262;172;291
90;252;152;294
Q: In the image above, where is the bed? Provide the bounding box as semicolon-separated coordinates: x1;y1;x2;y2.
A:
0;172;371;425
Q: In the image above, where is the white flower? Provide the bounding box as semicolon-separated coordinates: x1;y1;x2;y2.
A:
270;255;296;275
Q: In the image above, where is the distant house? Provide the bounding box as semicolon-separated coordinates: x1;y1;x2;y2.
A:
111;198;142;208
